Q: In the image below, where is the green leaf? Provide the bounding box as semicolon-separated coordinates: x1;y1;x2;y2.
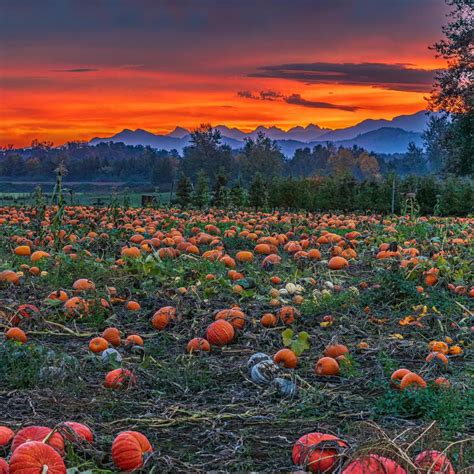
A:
282;328;294;346
290;340;306;356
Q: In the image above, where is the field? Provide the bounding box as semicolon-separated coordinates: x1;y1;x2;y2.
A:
0;205;472;473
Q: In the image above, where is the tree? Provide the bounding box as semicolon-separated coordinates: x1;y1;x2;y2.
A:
230;179;247;207
193;170;209;208
181;124;236;180
176;173;192;207
211;169;229;208
239;132;285;183
328;147;356;176
428;0;473;175
248;172;268;209
357;151;380;179
422;114;450;172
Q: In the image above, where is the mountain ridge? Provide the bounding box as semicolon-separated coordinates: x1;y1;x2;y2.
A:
90;110;435;155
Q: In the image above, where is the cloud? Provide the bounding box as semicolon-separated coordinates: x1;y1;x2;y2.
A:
52;68;99;73
249;62;439;92
237;89;283;101
238;89;357;111
285;94;358;111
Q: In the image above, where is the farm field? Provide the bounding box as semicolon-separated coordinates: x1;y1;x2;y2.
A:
0;206;472;473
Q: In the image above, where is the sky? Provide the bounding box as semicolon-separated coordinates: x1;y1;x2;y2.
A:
0;0;450;147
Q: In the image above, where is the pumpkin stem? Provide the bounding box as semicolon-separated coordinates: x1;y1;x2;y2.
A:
42;465;49;474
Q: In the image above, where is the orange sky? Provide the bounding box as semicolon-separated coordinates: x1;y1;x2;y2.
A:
0;1;449;147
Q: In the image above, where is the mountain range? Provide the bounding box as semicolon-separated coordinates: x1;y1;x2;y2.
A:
90;110;437;155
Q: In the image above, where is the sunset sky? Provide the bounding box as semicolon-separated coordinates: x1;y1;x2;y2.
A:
0;0;450;147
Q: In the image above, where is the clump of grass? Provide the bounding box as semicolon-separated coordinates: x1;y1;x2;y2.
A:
0;340;80;390
375;385;472;434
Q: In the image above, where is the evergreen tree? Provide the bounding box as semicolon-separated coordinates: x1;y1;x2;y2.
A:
248;173;268;209
193;170;209;208
428;0;473;175
230;179;246;207
211;169;229;207
176;173;192;207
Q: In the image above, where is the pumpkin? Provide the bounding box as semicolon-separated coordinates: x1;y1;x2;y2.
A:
0;270;21;286
400;372;426;390
11;426;65;455
111;431;153;472
273;377;298;397
125;300;141;311
72;278;95;291
215;308;246;330
102;327;121;346
206;320;235;346
426;352;449;365
187;337;211;354
315;357;340;376
250;360;279;385
151;306;177;330
46;290;68;302
278;306;297;325
292;432;348;473
30;250;50;263
64;297;89;317
9;441;66;474
88;337;109;353
101;348;123;364
125;334;144;346
428;341;449;354
342;454;406;473
14;245;31;256
62;422;93;443
390;369;412;388
0;458;8;474
434;377;451;388
328;256;349;270
5;328;27;344
414;450;454;474
273;349;298;369
236;251;253;263
121;247;141;259
104;369;136;389
0;426;14;446
324;344;349;359
261;313;277;327
247;352;272;369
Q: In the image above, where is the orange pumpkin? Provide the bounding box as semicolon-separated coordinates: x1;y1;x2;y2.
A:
9;441;66;474
315;357;340;376
11;426;64;455
112;431;153;472
273;348;298;369
206;320;235;346
88;337;109;353
328;256;349;270
5;327;27;344
102;327;121;347
186;337;211;354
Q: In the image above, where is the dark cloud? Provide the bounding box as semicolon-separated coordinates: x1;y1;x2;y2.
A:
249;62;439;92
52;68;99;73
285;94;358;111
238;90;357;112
237;90;283;101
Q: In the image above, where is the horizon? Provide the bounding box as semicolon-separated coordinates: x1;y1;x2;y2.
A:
1;1;449;147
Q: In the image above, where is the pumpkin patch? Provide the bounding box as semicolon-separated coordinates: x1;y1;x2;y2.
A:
0;206;471;471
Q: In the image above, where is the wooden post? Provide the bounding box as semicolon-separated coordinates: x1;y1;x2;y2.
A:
391;177;396;214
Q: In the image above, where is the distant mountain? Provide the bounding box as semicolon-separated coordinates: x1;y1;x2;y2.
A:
90;110;433;155
319;110;434;141
167;127;189;139
321;128;423;154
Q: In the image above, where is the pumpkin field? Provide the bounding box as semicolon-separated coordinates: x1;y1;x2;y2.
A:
0;205;472;473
